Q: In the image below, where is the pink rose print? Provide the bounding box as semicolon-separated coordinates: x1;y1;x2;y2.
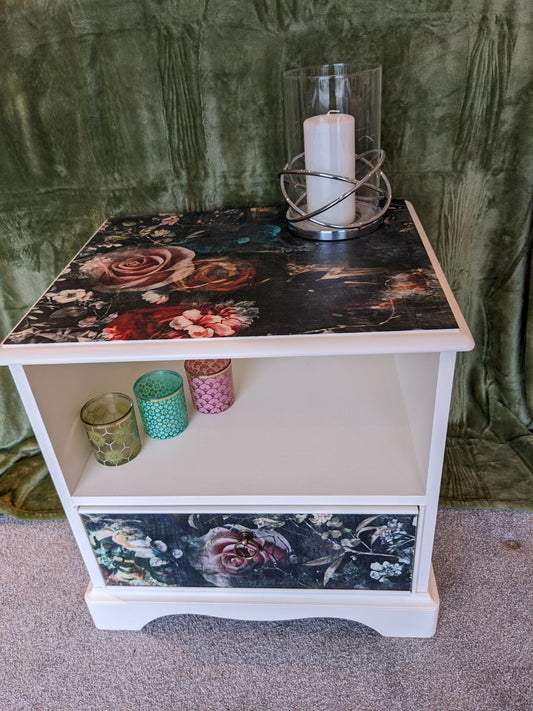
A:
191;525;292;587
169;306;247;338
160;215;180;226
102;302;257;341
81;246;195;292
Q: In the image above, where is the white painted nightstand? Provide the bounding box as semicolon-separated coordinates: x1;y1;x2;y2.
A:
1;200;473;636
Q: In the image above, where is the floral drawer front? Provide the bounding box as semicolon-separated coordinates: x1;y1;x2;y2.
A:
81;512;418;591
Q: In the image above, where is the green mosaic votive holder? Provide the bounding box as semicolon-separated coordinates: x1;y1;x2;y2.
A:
133;370;188;439
80;392;141;467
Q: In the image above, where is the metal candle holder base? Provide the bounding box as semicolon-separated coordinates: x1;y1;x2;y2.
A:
279;149;392;241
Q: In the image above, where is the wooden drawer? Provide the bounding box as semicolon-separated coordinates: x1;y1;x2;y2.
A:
80;510;418;591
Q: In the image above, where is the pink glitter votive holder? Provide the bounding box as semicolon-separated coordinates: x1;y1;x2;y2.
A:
184;359;235;414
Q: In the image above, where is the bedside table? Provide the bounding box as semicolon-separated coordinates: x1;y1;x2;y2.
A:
1;200;473;636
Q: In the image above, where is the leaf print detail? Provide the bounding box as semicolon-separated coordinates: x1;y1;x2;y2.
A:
323;557;344;586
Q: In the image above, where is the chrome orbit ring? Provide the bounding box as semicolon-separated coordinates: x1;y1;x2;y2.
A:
279;148;392;241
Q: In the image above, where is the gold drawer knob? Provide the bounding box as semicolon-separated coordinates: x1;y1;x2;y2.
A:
233;530;261;560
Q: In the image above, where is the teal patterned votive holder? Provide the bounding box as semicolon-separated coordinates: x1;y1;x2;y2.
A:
133;370;188;439
80;392;141;466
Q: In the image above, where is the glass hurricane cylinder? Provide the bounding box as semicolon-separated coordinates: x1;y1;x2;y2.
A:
281;62;390;240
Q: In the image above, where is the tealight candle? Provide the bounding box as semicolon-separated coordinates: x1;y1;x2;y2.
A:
303;111;356;225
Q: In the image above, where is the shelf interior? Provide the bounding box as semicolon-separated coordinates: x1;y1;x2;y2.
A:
23;354;439;504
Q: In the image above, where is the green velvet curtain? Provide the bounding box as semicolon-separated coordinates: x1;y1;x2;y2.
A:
1;0;532;516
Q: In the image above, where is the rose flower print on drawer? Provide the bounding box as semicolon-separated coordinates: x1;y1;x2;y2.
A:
81;512;418;591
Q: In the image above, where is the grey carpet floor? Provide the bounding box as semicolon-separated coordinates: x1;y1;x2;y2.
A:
0;508;531;711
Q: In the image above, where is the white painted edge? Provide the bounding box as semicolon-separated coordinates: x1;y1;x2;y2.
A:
84;567;439;637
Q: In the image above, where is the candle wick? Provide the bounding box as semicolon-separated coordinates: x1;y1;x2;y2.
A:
327;110;340;115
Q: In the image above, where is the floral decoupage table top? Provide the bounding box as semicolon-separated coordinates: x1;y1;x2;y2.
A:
4;200;458;346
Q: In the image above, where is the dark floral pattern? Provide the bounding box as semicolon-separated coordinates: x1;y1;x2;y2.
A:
81;512;417;590
102;302;258;341
174;257;257;292
4;201;457;345
80;245;195;292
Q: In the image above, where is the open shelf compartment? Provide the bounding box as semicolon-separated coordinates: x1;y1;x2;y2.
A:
20;353;439;506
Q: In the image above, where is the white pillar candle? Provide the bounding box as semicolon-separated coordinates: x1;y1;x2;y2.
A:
303;111;356;225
